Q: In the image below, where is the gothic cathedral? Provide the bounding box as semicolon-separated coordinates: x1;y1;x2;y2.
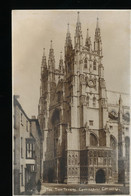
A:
38;12;130;184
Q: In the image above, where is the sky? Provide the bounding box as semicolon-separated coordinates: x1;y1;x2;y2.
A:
12;10;130;118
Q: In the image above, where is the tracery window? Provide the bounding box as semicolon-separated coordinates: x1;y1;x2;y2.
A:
90;133;98;146
52;109;60;157
57;91;61;102
123;112;130;122
84;58;88;68
93;97;96;107
86;96;89;106
93;61;96;70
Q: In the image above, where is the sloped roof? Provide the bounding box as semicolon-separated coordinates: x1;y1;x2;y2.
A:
107;90;130;107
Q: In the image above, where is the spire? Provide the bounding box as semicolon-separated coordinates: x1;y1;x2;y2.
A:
77;11;80;23
65;23;73;55
85;28;92;51
118;94;123;123
96;17;99;29
119;94;123;106
65;23;72;46
60;51;62;60
86;28;89;39
67;23;70;33
59;51;64;73
48;40;55;71
94;17;102;56
41;48;47;69
74;12;83;51
50;40;53;49
43;48;45;56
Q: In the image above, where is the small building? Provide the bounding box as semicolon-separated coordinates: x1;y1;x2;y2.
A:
13;96;42;195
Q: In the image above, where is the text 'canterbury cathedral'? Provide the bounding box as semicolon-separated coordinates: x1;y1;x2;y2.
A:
38;12;130;184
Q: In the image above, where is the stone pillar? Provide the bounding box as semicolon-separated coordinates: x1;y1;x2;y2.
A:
106;131;110;147
85;122;90;147
122;133;126;157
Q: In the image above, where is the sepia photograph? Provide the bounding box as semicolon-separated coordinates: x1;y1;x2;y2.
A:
12;10;130;195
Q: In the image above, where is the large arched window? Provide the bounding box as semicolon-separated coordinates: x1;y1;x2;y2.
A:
51;109;60;127
51;109;60;155
124;112;130;122
90;133;98;146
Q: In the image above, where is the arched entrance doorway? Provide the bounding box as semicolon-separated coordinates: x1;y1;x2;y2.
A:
96;169;106;183
47;168;54;183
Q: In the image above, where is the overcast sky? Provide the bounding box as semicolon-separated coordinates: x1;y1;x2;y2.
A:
12;10;130;118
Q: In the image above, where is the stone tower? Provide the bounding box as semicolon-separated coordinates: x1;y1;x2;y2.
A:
38;12;125;184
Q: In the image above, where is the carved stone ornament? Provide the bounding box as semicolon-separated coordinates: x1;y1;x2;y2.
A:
123;112;130;122
100;78;105;88
105;124;110;133
108;110;118;120
87;78;96;88
80;95;86;104
85;122;89;131
80;74;85;84
66;123;72;133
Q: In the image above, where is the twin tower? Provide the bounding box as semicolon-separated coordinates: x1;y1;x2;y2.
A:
38;12;118;184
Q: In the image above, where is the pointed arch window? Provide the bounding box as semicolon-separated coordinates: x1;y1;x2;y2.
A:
84;58;88;68
123;112;130;122
57;91;61;103
93;60;96;70
86;96;89;106
90;133;98;146
93;96;96;107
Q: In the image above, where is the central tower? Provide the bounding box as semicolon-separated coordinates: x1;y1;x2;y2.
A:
38;12;116;184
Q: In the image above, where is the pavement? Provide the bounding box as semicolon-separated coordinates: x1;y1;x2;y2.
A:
33;183;130;195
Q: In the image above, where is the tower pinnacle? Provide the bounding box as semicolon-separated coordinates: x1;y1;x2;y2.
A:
85;28;92;51
59;51;64;72
67;23;70;33
50;40;53;49
43;48;45;56
48;40;55;72
41;48;47;68
74;12;83;51
65;23;73;55
94;17;102;56
96;17;99;29
77;11;80;23
60;51;62;59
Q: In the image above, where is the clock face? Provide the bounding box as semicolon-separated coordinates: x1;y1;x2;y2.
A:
88;79;95;88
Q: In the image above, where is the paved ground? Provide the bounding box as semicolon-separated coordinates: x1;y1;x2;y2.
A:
36;183;129;195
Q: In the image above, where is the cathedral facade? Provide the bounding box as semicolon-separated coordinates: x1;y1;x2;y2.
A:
38;12;130;184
